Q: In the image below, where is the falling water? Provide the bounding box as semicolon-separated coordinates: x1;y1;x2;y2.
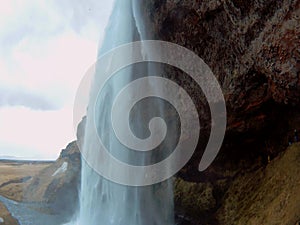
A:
75;0;176;224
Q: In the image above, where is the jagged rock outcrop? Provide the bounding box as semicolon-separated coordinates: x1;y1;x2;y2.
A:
24;141;81;221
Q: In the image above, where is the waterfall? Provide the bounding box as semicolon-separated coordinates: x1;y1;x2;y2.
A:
74;0;176;224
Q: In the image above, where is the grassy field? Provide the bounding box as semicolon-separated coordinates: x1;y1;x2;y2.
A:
0;161;52;201
0;160;52;224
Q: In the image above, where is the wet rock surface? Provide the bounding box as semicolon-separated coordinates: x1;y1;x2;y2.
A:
139;0;300;224
138;0;300;178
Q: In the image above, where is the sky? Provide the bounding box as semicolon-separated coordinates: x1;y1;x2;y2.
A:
0;0;114;160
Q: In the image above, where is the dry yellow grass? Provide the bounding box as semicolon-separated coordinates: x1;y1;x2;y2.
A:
0;162;52;201
0;202;19;225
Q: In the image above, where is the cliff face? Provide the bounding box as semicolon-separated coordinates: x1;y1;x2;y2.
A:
137;0;300;180
24;141;81;221
137;0;300;224
147;0;300;110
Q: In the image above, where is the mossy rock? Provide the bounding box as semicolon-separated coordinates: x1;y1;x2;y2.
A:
174;178;216;219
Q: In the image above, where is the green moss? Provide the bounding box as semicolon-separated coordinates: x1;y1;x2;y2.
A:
174;178;216;218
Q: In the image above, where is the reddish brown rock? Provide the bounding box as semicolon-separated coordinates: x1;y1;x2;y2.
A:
133;0;300;180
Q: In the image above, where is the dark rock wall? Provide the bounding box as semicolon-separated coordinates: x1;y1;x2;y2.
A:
146;0;300;111
137;0;300;176
137;0;300;224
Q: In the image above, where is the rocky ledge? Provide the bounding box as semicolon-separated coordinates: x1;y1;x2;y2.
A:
23;141;81;222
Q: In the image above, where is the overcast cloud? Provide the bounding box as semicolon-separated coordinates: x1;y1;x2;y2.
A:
0;86;58;110
0;0;114;159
